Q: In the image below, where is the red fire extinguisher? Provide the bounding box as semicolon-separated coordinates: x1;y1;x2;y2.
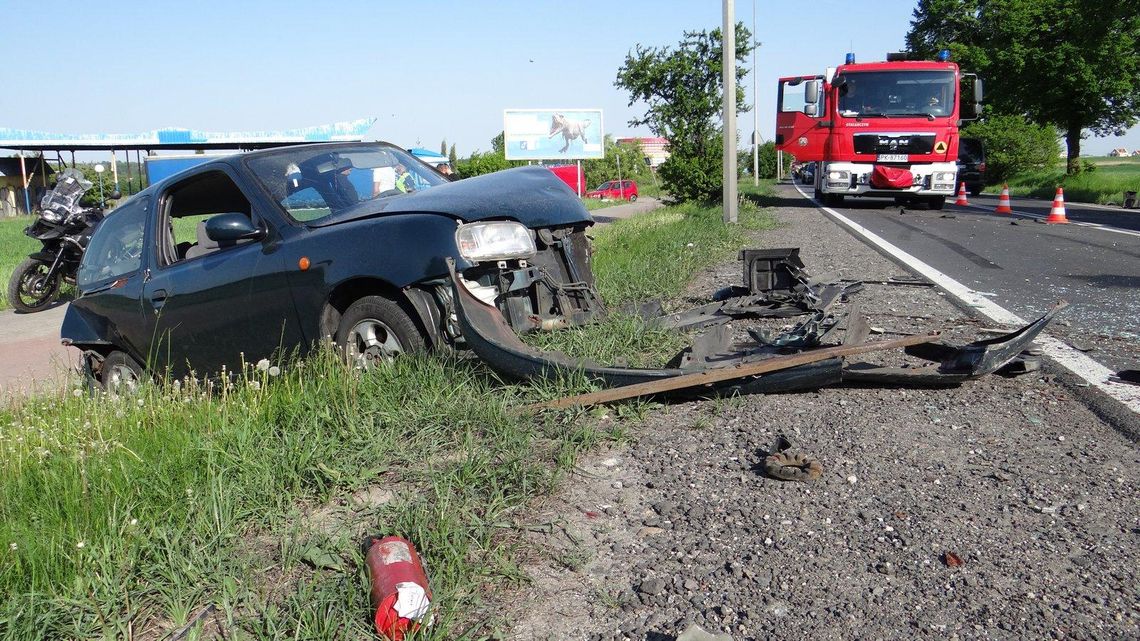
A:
364;535;433;640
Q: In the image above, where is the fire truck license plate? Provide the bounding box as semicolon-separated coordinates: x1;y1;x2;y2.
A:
877;154;908;162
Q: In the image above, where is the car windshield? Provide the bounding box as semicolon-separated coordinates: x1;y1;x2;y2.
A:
245;144;448;223
836;70;955;118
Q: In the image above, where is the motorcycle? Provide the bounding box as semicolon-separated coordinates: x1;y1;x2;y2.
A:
6;168;111;313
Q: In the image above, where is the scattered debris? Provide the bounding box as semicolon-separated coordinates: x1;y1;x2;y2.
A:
364;536;433;640
169;604;217;641
942;551;965;568
764;452;823;482
447;250;1067;409
1112;369;1140;386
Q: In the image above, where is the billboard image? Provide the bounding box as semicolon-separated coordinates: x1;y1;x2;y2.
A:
504;109;604;160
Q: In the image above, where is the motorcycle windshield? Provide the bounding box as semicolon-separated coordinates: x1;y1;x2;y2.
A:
41;168;93;213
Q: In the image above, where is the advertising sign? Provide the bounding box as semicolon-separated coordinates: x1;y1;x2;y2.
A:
503;109;604;160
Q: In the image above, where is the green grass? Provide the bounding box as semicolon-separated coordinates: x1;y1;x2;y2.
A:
0;217;40;310
1007;156;1140;204
0;188;779;639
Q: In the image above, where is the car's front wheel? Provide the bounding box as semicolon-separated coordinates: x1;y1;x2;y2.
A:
101;350;144;394
336;296;425;369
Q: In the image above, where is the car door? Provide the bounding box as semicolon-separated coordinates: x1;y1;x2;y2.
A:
71;195;152;363
775;75;827;161
139;165;303;379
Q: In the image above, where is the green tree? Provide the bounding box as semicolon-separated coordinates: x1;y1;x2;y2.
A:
907;0;1140;174
737;141;791;179
615;23;753;203
448;143;457;167
962;114;1060;184
440;139;448;156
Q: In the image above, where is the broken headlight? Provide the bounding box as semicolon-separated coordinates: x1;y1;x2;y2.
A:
456;221;536;262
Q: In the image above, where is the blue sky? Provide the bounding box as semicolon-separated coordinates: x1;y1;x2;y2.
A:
1;0;1135;156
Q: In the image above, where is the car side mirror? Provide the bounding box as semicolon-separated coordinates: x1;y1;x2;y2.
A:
205;213;265;242
109;190;123;200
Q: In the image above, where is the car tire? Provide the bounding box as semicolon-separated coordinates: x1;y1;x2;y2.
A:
7;257;60;313
628;194;637;202
101;350;145;394
927;196;946;210
336;296;425;369
968;185;983;197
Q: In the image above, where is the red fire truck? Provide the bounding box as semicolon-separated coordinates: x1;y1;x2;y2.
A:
776;51;982;209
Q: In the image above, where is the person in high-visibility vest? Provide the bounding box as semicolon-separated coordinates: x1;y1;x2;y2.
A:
395;164;414;193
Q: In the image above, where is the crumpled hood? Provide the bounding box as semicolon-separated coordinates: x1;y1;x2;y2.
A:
312;166;593;229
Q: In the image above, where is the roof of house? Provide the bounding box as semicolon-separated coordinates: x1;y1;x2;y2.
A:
0;157;55;179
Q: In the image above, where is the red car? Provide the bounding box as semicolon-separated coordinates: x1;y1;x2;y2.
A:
585;179;638;201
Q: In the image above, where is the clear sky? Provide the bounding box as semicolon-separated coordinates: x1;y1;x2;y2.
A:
1;0;1135;157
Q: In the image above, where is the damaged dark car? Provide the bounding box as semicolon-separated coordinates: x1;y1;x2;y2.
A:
63;142;599;388
63;141;1060;398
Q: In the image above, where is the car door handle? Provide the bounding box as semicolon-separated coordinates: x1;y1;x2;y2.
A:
150;289;168;311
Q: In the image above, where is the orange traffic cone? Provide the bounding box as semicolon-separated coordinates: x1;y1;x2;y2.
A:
955;182;969;206
1045;187;1069;224
994;184;1013;214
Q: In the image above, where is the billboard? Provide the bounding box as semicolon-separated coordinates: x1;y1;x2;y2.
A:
503;109;604;160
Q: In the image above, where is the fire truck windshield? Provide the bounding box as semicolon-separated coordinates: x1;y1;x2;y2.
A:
836;70;955;118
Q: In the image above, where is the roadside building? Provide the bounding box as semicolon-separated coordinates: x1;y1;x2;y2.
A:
616;136;670;168
0;157;54;216
1108;148;1130;157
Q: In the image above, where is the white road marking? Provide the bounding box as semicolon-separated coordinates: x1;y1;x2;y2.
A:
793;183;1140;415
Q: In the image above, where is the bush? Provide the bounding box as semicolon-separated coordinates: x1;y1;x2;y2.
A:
658;135;723;203
454;150;515;178
962;115;1060;185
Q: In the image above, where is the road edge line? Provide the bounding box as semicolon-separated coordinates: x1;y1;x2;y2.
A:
791;183;1140;416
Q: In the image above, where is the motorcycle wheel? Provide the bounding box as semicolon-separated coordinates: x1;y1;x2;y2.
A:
7;257;61;313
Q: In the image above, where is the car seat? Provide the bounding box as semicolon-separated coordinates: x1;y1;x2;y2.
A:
184;220;220;259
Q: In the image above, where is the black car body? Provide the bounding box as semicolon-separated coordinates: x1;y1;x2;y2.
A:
62;142;599;382
957;137;986;196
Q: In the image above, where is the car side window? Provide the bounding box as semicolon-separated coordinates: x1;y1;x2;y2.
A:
157;170;258;267
78;197;148;288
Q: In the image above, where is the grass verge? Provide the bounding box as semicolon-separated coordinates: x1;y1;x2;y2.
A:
1007;156;1140;204
0;217;39;310
0;187;777;639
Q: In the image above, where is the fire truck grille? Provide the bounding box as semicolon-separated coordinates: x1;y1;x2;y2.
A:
853;133;936;155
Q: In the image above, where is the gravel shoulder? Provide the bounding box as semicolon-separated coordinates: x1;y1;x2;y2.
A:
500;184;1140;640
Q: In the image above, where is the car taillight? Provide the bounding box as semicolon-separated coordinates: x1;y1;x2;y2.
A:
978;162;986;172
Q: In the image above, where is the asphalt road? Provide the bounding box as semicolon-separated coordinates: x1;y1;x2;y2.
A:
787;183;1140;374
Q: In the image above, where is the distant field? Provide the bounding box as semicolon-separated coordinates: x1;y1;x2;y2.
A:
1007;156;1140;204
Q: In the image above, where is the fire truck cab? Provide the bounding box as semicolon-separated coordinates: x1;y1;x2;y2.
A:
776;52;982;209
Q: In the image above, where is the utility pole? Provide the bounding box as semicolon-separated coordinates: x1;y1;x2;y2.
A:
722;0;738;224
751;0;759;186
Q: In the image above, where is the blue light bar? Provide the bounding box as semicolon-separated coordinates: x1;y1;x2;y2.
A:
937;49;951;61
845;53;856;64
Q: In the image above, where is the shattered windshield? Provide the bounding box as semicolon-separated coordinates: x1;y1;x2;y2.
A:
836;71;955;118
246;144;448;223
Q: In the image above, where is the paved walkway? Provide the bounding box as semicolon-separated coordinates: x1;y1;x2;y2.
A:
0;303;77;398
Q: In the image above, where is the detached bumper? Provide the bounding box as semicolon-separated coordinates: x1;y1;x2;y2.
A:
447;253;1067;402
